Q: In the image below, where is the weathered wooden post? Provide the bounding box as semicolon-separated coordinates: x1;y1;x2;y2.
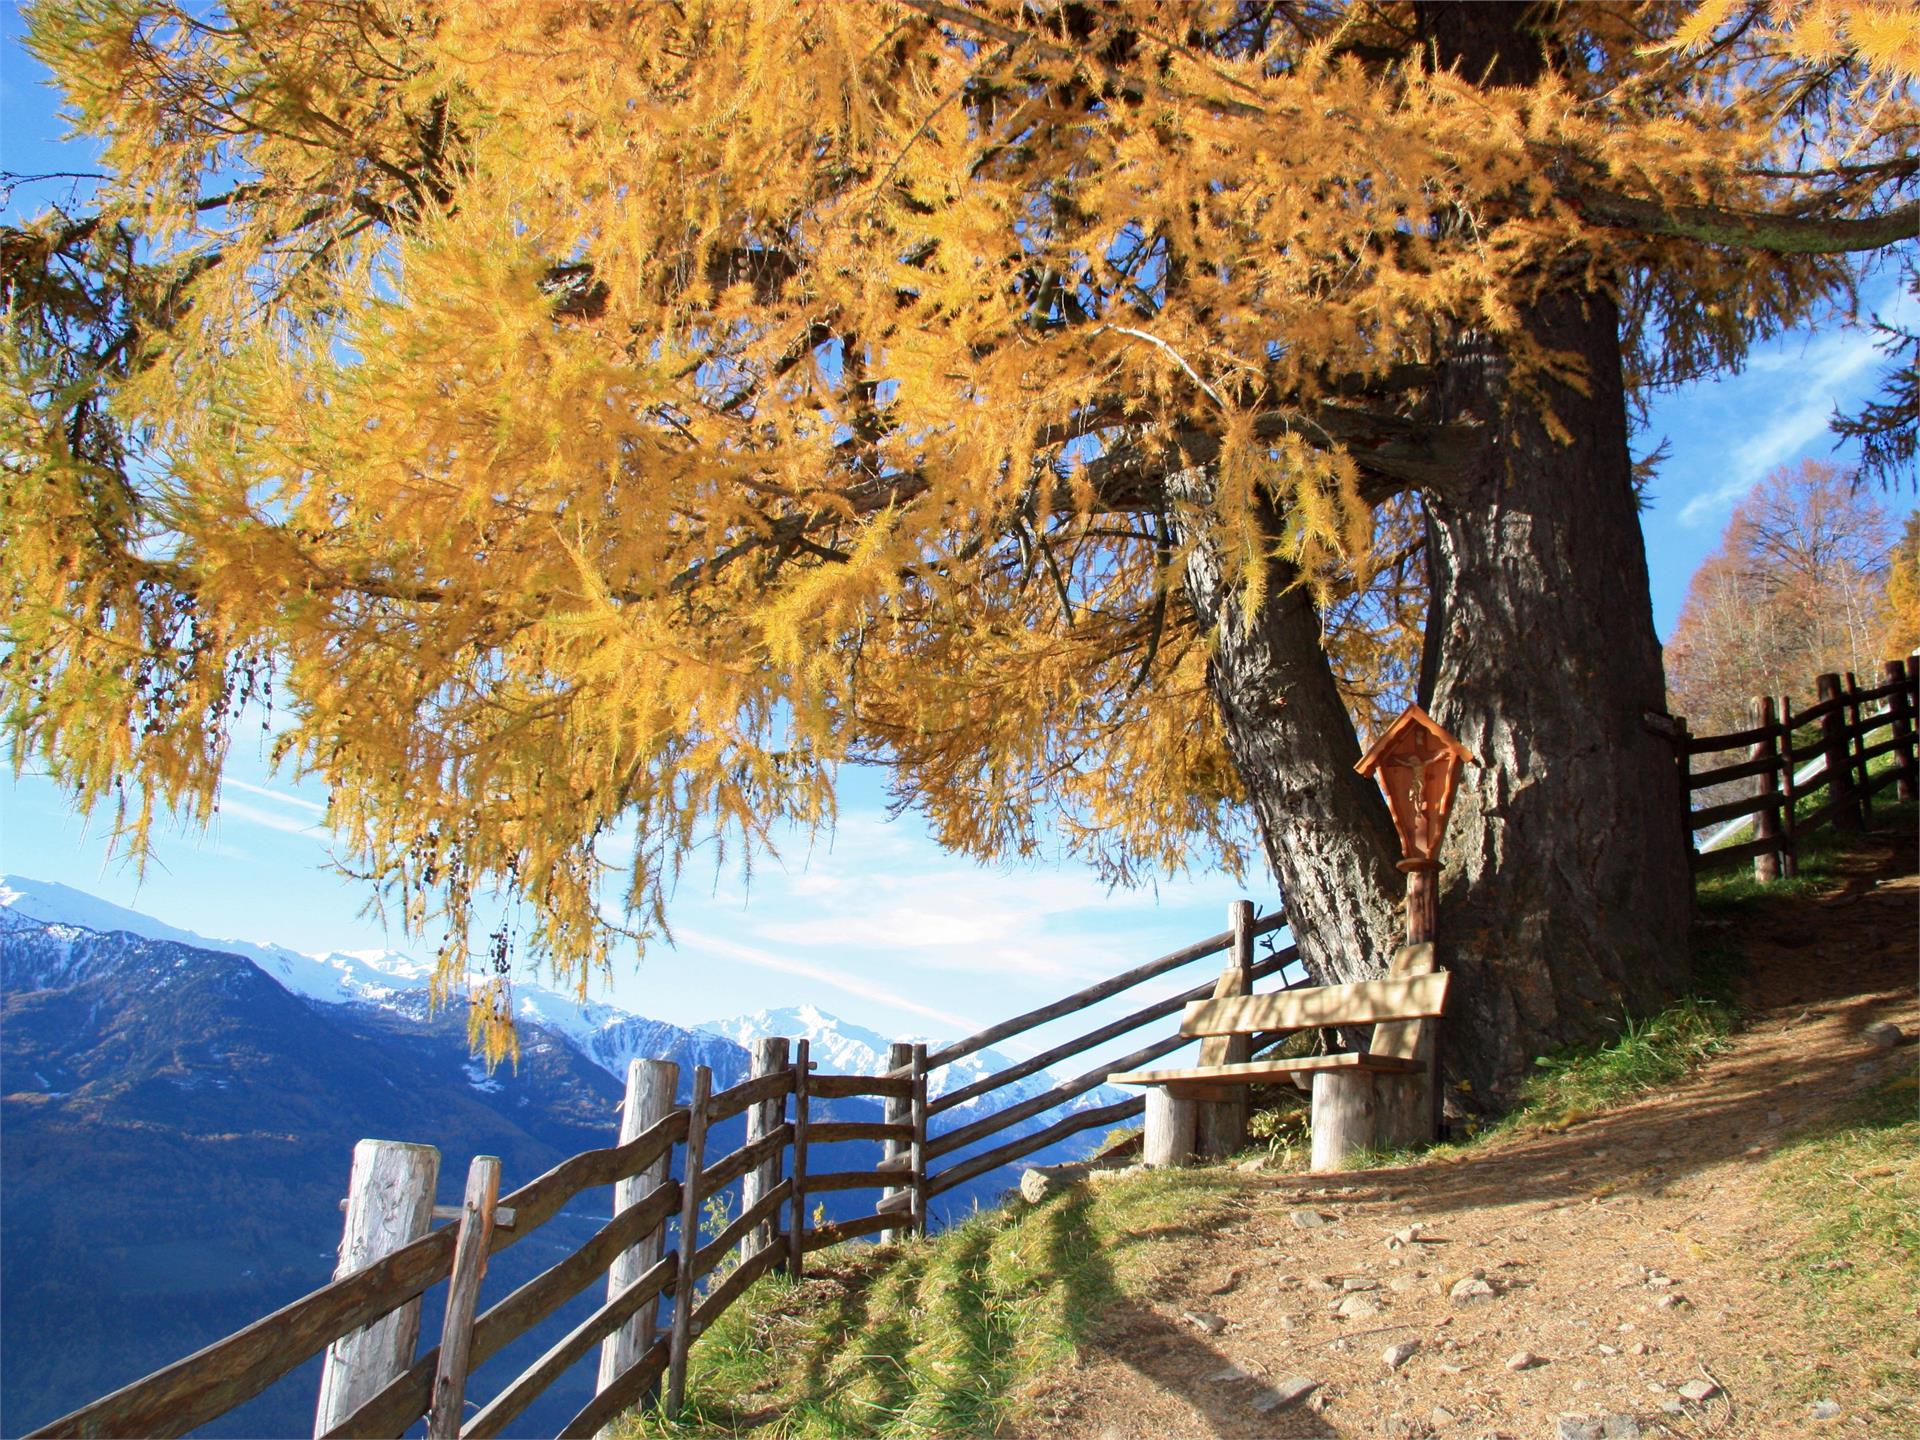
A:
664;1066;712;1416
428;1155;501;1438
1818;672;1864;829
909;1042;930;1238
1194;902;1254;1160
1750;695;1783;884
1847;672;1874;823
1675;715;1697;861
1889;658;1917;801
314;1140;440;1438
1353;704;1470;1163
786;1039;811;1281
880;1041;914;1242
1777;694;1800;878
596;1057;678;1420
740;1038;788;1263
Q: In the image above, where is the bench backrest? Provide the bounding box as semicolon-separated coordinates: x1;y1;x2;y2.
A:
1179;943;1447;1048
1368;941;1438;1062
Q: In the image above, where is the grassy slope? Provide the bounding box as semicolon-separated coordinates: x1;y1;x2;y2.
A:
1764;1070;1920;1411
616;1171;1247;1438
615;798;1917;1436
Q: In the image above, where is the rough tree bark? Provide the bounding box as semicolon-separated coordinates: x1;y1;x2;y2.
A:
1173;481;1405;991
1175;5;1694;1112
1418;286;1693;1109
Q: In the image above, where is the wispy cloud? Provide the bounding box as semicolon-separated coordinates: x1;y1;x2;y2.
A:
672;924;990;1037
221;777;327;815
215;797;328;840
1677;326;1889;529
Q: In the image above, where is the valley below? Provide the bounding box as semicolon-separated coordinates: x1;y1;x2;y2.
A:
0;878;1127;1438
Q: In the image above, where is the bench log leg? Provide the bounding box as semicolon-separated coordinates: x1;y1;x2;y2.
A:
1143;1088;1198;1168
1193;901;1254;1160
1195;1088;1248;1160
1310;1070;1378;1172
1374;1017;1439;1151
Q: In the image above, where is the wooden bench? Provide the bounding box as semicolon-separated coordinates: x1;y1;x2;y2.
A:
1112;943;1447;1171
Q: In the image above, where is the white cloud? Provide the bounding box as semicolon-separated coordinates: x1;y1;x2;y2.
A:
1677;326;1889;530
671;924;990;1037
214;797;328;840
220;777;327;815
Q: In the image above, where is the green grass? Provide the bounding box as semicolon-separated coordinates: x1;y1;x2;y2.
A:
1514;998;1735;1118
1761;1070;1920;1416
1693;737;1913;910
609;1168;1245;1438
1401;994;1740;1158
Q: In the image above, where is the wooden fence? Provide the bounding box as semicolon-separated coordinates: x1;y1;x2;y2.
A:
27;905;1296;1440
1678;657;1918;883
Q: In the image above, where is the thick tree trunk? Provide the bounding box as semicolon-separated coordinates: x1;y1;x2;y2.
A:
1418;287;1692;1109
1184;287;1692;1112
1173;482;1404;991
1171;3;1696;1115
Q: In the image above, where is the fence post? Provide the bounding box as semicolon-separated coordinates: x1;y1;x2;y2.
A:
1889;658;1917;802
1749;695;1783;884
881;1041;913;1243
910;1042;929;1239
1847;672;1874;824
1675;716;1697;860
314;1140;440;1438
428;1155;501;1438
1195;900;1254;1159
596;1057;678;1421
740;1039;789;1263
665;1066;712;1417
1777;694;1800;879
786;1039;811;1282
1817;673;1863;830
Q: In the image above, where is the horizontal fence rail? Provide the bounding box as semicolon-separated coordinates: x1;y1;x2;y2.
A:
1678;658;1916;885
31;898;1332;1440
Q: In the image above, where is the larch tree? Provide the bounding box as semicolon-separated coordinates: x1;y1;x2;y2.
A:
1876;510;1920;659
1666;459;1899;736
3;1;1915;1099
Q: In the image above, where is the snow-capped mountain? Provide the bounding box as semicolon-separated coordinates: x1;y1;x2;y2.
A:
0;876;433;1006
2;874;1124;1118
0;876;743;1087
706;1004;1133;1119
701;1004;895;1075
1;877;1131;1436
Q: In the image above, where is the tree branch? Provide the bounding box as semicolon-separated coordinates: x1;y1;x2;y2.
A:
1563;185;1919;256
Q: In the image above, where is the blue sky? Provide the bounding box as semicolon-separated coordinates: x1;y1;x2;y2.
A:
2;22;1912;1050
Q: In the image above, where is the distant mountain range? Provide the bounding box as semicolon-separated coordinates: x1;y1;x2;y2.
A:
0;876;1122;1109
0;876;1129;1438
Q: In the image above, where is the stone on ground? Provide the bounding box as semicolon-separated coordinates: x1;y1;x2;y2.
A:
1249;1375;1318;1411
1676;1378;1720;1402
1862;1020;1903;1047
1180;1309;1227;1335
1382;1338;1420;1370
1449;1276;1497;1305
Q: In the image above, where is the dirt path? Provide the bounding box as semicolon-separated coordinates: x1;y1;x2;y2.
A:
1025;834;1917;1440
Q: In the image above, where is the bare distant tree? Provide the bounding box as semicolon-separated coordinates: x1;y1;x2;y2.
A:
1667;460;1897;738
